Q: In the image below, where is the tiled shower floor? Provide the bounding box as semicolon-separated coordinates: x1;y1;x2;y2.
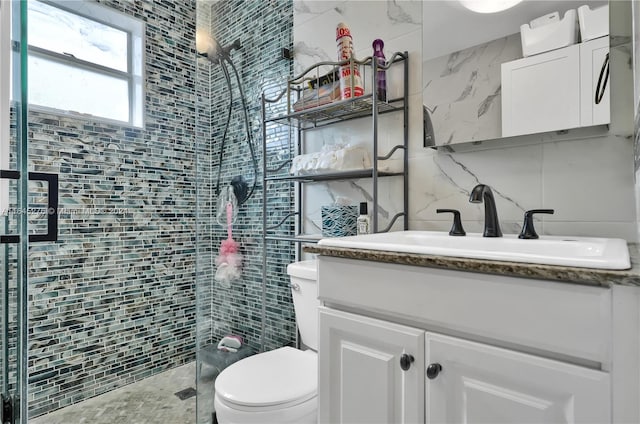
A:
30;362;197;424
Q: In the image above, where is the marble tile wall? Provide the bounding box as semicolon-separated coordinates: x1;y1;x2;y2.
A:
423;33;521;145
633;0;640;241
294;0;422;235
27;0;197;417
294;0;638;243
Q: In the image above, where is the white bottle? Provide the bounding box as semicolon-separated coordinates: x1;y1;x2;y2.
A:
357;202;371;235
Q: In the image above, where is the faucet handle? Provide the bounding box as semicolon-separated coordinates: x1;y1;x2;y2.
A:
436;209;466;236
518;209;554;239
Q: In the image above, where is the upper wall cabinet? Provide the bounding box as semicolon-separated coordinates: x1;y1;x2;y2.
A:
580;36;610;126
501;37;609;137
422;1;613;147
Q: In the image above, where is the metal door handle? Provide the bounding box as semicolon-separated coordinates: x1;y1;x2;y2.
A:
28;172;58;242
595;52;609;105
0;170;58;243
0;170;19;243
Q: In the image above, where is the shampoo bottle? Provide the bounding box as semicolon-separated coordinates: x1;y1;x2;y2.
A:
357;202;371;235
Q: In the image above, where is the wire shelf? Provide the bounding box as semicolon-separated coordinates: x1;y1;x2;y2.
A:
265;95;404;128
260;51;409;270
265;234;322;244
265;169;404;183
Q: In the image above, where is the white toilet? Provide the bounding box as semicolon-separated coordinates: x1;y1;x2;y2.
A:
214;260;319;424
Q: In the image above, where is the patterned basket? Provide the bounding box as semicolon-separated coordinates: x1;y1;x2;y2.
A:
321;205;358;237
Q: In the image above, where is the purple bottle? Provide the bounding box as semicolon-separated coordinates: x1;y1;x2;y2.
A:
372;39;387;102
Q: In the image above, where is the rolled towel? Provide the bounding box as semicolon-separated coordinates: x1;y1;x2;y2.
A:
217;335;243;352
290;145;371;175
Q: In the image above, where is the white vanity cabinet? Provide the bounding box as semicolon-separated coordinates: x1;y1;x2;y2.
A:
317;256;637;423
318;307;425;424
501;38;610;137
425;333;610;423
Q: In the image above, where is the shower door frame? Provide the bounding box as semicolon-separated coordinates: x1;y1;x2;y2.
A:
1;1;30;422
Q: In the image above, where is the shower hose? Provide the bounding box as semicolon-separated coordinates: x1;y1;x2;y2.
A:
213;47;259;206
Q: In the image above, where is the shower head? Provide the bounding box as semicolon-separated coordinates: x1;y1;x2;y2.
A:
217;39;241;59
196;31;241;64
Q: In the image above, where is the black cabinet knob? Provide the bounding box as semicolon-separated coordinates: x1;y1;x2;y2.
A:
436;209;466;236
518;209;554;239
426;363;442;379
400;353;414;371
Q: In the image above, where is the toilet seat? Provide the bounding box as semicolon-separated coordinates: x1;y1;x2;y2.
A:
215;346;317;410
214;393;317;424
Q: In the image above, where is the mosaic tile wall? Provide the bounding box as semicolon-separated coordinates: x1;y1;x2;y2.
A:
6;112;21;398
26;0;198;417
195;0;295;365
194;0;214;376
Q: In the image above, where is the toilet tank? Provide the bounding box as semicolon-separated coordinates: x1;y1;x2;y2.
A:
287;260;319;351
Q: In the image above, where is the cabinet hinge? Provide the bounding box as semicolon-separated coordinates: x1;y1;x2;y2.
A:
2;394;14;424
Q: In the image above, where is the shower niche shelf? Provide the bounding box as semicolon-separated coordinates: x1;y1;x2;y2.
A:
260;51;409;261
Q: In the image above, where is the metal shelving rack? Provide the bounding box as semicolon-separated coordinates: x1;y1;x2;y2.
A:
260;51;409;263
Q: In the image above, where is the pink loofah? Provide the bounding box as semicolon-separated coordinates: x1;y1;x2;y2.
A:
220;238;239;255
215;199;243;285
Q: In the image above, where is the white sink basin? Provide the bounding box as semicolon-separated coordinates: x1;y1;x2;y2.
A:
317;231;631;270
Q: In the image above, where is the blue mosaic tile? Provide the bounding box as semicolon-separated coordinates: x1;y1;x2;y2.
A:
195;0;295;360
26;0;198;417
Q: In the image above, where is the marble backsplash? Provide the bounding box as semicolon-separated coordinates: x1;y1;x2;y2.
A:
423;33;521;146
293;0;638;243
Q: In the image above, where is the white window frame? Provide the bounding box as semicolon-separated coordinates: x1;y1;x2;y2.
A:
28;0;145;128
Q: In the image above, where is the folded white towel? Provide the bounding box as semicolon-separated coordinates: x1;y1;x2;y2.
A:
290;144;371;175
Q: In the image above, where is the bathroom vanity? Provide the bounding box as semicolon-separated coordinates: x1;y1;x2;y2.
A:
305;243;640;423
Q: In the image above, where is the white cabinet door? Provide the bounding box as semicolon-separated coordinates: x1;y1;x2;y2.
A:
426;333;611;423
318;306;425;424
580;36;610;126
501;44;581;137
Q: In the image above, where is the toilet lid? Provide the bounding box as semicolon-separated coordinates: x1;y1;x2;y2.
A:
215;347;317;408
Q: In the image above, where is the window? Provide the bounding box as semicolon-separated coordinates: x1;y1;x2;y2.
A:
27;0;144;127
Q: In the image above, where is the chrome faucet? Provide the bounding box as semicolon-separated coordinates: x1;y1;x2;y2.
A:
469;184;502;237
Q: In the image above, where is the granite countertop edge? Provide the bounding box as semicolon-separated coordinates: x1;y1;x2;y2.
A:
304;243;640;288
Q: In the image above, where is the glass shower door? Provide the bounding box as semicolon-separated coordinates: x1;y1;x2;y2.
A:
0;1;29;422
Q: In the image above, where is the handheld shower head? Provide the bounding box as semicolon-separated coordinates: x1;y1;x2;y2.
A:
217;39;241;59
196;31;241;64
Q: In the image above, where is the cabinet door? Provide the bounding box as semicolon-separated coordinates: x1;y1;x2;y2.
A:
501;44;580;137
580;37;610;126
318;307;425;424
426;333;610;423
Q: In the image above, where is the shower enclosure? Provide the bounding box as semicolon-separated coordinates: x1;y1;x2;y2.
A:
0;1;295;422
3;0;200;421
194;1;296;422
